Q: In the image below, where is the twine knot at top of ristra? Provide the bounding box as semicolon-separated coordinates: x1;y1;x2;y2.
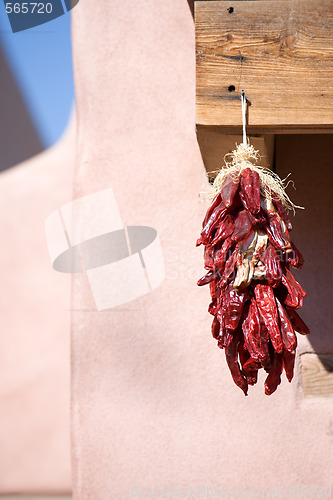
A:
211;143;303;213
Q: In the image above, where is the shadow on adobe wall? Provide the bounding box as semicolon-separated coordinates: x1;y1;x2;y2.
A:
0;42;43;172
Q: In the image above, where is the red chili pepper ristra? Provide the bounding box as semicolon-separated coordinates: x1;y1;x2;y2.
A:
197;143;309;395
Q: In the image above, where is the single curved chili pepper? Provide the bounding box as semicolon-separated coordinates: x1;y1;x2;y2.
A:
264;243;282;287
218;316;234;347
221;174;240;208
261;198;292;251
211;316;220;339
286;241;304;269
272;197;293;232
267;215;291;251
218;244;240;288
285;268;306;298
242;297;267;361
210;214;234;246
204;246;214;270
258;315;270;369
199;206;228;246
281;348;295;383
231;210;253;243
197;269;218;287
221;282;249;331
202;193;222;228
285;306;310;335
264;351;283;395
237;337;259;386
214;238;235;271
279;275;299;309
225;336;248;395
209;280;218;300
281;269;306;309
239;168;261;214
254;284;283;353
275;297;297;352
208;299;218;316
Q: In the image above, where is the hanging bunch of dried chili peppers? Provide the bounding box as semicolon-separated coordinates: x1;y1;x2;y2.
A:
197;126;309;395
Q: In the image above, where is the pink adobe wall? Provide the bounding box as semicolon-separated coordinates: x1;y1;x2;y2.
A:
71;2;333;499
0;116;74;494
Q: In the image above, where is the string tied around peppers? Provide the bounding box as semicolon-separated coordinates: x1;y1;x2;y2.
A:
212;143;303;214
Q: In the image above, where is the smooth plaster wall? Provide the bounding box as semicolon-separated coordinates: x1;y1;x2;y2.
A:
0;117;74;494
71;2;333;499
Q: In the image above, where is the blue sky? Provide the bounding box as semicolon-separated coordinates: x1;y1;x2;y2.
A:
0;4;74;147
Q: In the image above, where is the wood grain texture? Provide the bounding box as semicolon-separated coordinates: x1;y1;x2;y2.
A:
196;0;333;129
301;353;333;398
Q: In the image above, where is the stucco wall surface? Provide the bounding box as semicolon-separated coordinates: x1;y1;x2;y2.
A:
0;117;74;494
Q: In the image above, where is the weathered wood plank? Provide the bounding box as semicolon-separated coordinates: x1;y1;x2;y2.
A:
196;0;333;128
301;353;333;398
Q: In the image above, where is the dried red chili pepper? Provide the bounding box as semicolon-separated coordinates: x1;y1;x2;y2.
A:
239;168;261;214
242;297;266;362
211;316;220;340
202;193;222;228
254;284;283;354
286;241;304;269
275;297;297;352
281;348;296;383
231;210;253;243
264;352;283;395
225;335;248;396
197;269;218;287
285;306;310;335
273;197;293;232
221;283;249;331
264;244;282;287
221;174;240;208
218;244;240;288
210;214;234;246
281;269;306;309
199;206;228;246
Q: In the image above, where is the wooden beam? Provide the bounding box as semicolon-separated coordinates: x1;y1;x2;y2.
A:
196;0;333;130
301;353;333;398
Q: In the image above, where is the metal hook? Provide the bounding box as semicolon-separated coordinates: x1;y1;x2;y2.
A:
241;89;247;146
